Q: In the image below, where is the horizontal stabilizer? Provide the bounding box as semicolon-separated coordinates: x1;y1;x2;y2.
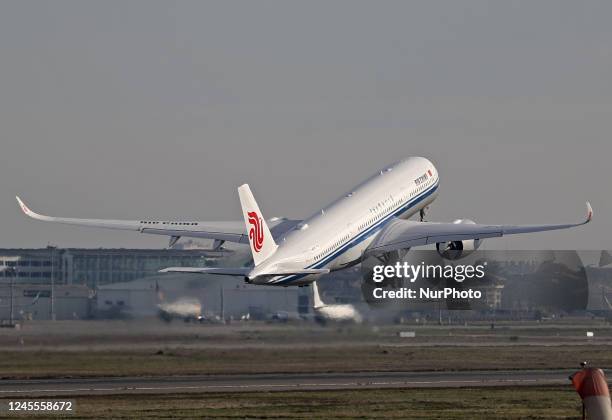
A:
259;267;330;276
159;267;250;276
160;266;330;278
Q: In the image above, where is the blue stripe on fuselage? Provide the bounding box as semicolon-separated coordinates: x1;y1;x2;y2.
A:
271;180;439;285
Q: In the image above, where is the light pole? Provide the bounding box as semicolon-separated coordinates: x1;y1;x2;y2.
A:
6;266;15;324
49;246;56;321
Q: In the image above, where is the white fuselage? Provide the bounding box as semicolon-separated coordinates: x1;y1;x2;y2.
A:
250;157;439;285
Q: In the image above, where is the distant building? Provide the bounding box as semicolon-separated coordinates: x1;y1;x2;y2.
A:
483;284;505;310
0;247;231;287
0;247;310;320
0;283;91;321
96;274;302;320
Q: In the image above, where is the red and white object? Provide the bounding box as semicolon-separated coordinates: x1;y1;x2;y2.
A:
571;368;612;420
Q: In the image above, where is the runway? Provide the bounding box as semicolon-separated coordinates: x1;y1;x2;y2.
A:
0;370;575;396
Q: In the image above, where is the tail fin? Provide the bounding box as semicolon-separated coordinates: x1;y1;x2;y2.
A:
312;281;325;309
238;184;278;266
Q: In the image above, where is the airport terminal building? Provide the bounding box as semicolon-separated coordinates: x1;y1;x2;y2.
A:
0;247;227;320
0;247;229;288
0;247;306;321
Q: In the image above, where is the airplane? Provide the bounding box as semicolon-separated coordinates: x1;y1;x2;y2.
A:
157;298;203;323
312;281;362;323
16;157;593;287
155;281;203;322
0;291;41;308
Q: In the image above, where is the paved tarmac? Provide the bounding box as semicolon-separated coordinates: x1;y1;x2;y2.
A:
0;370;576;396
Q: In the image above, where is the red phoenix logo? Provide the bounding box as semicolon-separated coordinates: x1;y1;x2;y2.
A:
247;211;264;252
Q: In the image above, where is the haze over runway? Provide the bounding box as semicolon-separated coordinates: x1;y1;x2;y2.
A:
0;1;610;249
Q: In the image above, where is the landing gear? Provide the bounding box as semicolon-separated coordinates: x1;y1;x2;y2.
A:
419;206;429;222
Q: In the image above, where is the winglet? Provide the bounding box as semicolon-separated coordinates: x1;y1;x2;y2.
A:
16;196;29;215
16;196;57;222
585;201;593;223
16;196;43;220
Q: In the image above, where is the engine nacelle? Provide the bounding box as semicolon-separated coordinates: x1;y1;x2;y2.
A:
436;219;482;260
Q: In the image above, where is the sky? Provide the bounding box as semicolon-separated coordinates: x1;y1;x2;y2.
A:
0;1;611;250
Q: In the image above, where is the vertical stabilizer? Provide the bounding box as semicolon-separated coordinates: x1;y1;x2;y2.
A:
238;184;278;266
312;281;325;309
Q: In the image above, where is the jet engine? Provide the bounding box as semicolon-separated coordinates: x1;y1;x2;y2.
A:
436;219;482;260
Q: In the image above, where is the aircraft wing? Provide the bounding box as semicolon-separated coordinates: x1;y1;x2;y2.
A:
368;202;593;253
16;196;300;245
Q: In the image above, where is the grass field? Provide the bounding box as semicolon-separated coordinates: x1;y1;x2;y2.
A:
0;386;581;419
0;321;604;418
0;344;610;379
3;319;612;350
1;320;611;379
